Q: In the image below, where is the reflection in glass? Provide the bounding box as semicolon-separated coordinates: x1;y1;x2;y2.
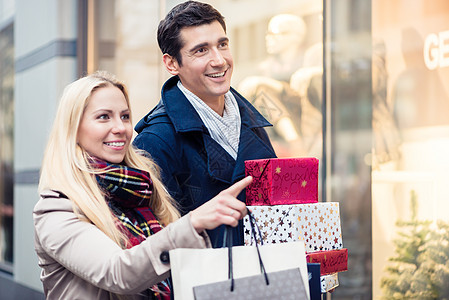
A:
373;1;449;298
393;27;449;129
372;39;402;169
0;23;14;265
327;0;373;298
237;12;323;159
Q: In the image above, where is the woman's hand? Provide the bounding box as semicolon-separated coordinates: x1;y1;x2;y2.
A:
190;176;253;233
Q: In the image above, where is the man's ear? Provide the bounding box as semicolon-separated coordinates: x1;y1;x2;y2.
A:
163;54;180;76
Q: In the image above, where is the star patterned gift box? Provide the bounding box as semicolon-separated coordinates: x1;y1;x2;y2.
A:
245;157;319;206
321;273;339;293
306;249;348;275
244;203;343;252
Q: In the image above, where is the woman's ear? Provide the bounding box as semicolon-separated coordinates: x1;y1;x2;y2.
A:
163;54;180;76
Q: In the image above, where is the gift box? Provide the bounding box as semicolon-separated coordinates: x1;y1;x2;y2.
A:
321;273;339;293
244;203;343;252
306;249;348;275
245;157;319;205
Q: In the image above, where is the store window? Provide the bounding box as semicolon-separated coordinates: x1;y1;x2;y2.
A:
327;0;373;298
86;0;324;153
84;0;376;297
0;22;14;268
372;0;449;298
230;2;323;161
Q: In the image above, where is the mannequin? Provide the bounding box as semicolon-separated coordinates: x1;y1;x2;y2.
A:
239;14;323;156
261;14;307;81
290;43;323;156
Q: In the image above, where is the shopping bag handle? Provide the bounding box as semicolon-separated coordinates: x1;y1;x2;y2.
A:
225;209;269;292
222;209;264;247
247;208;265;246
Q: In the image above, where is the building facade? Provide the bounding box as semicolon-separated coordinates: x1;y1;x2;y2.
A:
1;0;449;299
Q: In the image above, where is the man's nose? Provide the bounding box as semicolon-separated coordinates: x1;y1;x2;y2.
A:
210;48;226;66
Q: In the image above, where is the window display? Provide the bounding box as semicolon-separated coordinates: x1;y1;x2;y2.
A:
373;0;449;297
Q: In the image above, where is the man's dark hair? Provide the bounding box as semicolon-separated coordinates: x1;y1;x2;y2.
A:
157;1;226;66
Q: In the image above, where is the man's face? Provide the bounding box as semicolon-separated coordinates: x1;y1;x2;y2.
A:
169;21;233;105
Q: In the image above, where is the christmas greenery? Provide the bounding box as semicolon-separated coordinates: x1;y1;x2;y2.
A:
380;190;449;299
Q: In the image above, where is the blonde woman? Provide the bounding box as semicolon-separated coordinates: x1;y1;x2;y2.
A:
33;71;251;299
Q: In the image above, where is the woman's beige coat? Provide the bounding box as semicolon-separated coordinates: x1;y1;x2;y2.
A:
33;190;211;300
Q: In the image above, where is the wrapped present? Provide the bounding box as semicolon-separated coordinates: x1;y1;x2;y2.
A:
306;249;348;275
321;273;339;293
244;203;343;252
245;157;319;205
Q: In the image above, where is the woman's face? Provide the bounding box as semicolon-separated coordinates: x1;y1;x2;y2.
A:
77;85;132;164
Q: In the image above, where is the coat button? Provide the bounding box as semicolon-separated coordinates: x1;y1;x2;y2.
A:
160;251;170;263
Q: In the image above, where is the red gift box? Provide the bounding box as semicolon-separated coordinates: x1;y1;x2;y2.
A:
245;157;319;205
306;249;348;275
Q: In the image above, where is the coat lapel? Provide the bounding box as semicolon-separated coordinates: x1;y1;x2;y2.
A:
203;135;236;184
203;125;276;184
231;126;276;182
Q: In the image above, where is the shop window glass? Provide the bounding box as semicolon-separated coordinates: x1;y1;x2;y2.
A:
0;23;14;267
90;0;324;158
326;0;373;298
231;2;324;162
90;1;391;297
373;0;449;298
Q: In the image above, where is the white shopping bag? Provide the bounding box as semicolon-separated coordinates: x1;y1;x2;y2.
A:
169;241;309;300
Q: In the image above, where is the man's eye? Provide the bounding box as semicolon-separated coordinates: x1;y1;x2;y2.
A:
219;42;228;48
196;48;207;54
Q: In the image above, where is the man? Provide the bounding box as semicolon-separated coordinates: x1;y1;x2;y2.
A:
134;1;276;247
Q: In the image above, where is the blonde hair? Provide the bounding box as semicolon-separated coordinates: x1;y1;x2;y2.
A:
38;71;180;248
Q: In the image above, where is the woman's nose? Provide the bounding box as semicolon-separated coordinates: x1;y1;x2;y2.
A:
111;118;126;134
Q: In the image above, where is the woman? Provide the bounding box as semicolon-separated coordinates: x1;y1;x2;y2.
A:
33;71;251;299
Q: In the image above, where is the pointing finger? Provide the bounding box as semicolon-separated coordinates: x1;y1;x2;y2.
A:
224;176;253;197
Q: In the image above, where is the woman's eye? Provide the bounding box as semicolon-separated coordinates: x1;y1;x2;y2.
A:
121;114;130;120
98;114;109;120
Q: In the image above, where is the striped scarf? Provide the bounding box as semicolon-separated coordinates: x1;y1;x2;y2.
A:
92;159;171;300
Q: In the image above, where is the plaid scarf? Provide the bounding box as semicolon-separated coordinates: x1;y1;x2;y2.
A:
92;159;171;300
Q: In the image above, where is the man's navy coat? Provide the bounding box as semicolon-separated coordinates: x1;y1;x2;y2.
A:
134;76;276;247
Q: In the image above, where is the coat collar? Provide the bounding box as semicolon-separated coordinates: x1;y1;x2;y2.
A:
162;76;271;133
